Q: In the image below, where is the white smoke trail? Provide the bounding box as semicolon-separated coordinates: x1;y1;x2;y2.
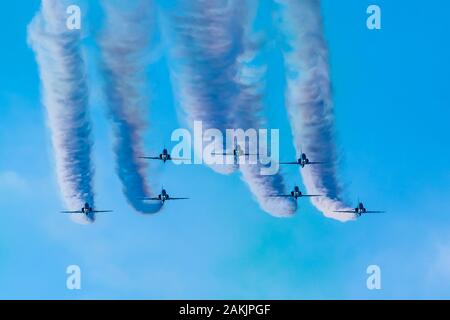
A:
232;16;297;217
167;0;246;175
169;0;296;216
28;0;95;224
99;0;161;214
277;0;355;221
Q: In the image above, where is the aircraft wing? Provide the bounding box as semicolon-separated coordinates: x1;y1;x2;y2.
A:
170;157;190;161
211;152;231;156
92;210;113;213
333;210;356;213
280;161;300;165
142;197;161;201
308;162;325;165
167;197;189;200
139;156;160;160
302;194;322;197
60;210;83;214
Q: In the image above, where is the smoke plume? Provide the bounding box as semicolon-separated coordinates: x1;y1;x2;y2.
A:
28;0;96;223
277;0;355;221
169;0;296;216
99;0;162;214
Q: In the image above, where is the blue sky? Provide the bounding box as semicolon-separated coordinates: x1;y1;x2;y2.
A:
0;0;450;299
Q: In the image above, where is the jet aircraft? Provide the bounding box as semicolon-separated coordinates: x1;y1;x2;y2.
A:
139;148;188;163
280;153;324;168
270;186;321;200
61;202;112;220
142;188;189;204
334;202;385;217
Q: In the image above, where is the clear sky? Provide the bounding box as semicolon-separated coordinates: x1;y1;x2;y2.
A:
0;0;449;299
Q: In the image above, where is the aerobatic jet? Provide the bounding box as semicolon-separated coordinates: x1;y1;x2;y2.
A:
334;202;385;217
270;186;321;200
142;188;189;204
61;202;112;219
280;153;324;168
139;148;188;163
211;144;258;165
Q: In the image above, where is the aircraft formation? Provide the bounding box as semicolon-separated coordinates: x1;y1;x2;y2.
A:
61;143;384;219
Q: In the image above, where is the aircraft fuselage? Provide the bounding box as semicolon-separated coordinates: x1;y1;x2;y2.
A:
291;186;302;199
298;154;310;167
81;202;93;214
233;145;244;157
80;203;96;220
355;203;367;215
160;149;170;162
291;191;302;199
159;190;170;202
